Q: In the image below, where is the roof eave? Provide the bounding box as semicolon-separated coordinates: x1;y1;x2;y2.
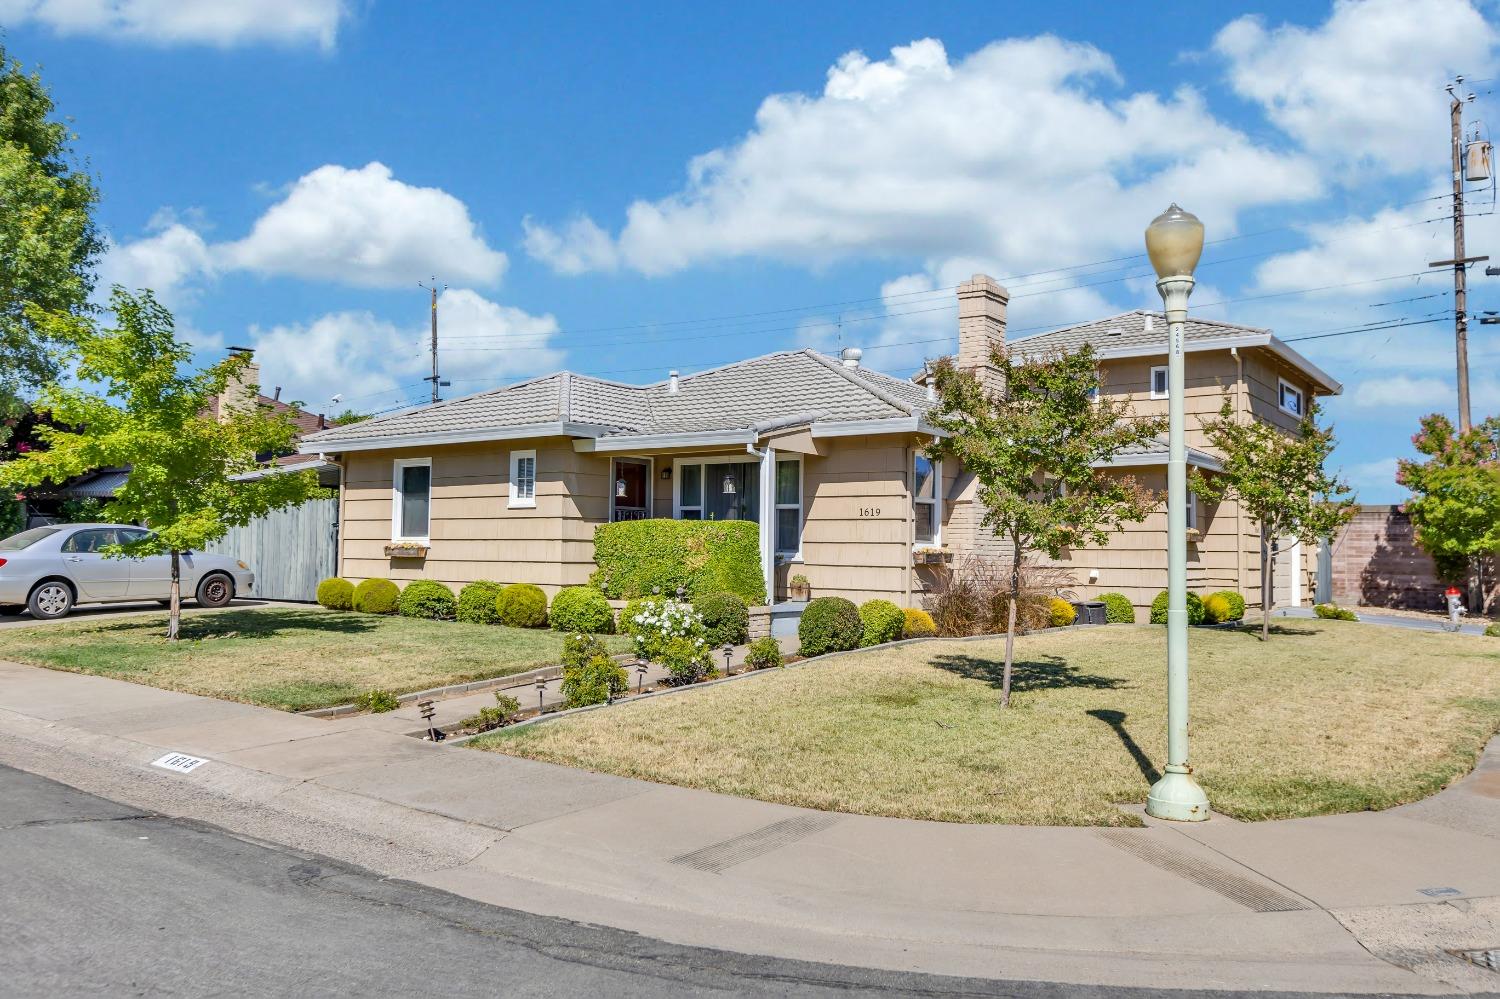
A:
1096;451;1224;473
298;421;612;454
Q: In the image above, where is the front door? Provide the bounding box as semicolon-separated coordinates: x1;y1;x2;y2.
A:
611;459;650;522
59;528;132;600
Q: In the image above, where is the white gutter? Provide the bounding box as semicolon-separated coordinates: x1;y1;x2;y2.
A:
811;416;944;438
575;429;755;453
299;421;610;454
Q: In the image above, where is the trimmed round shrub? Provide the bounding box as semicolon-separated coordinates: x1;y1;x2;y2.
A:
456;581;503;625
1149;590;1204;625
1098;592;1135;624
1048;596;1077;628
1208;590;1246;622
745;636;783;669
903;607;937;638
496;583;548;628
352;578;400;614
693;591;749;647
859;599;905;647
316;577;354;611
549;586;615;633
398;580;456;620
1202;593;1233;624
798;596;863;657
1314;603;1358;621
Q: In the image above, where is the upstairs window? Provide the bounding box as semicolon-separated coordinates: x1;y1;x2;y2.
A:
1278;378;1304;417
509;449;536;508
392;458;431;541
1150;365;1169;399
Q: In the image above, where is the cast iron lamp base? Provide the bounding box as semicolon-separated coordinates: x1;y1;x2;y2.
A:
1145;765;1211;822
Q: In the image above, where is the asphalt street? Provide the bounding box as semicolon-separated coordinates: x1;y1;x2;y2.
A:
0;765;1467;998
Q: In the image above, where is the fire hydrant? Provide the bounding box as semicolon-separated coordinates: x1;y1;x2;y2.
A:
1445;586;1467;631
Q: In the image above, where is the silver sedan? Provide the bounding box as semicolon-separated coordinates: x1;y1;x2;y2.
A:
0;524;256;620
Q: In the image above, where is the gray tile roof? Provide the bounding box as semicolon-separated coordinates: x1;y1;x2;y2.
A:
302;349;920;449
1011;310;1268;356
1104;435;1223;471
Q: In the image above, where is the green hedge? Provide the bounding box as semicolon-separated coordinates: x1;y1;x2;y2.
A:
693;591;749;647
550;586;616;633
456;581;504;625
398;580;457;620
316;577;354;611
591;518;765;604
497;583;548;628
1149;590;1204;625
859;599;905;646
352;578;400;614
799;596;863;657
1098;592;1135;624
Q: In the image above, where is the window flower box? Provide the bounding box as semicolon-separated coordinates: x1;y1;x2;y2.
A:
384;542;429;559
913;546;952;565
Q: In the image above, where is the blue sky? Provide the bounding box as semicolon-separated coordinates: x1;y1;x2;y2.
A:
4;0;1498;502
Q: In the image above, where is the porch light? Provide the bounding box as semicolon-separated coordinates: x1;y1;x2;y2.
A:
721;470;735;495
616;477;627;499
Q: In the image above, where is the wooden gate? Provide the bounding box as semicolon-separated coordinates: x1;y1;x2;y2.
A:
204;497;338;602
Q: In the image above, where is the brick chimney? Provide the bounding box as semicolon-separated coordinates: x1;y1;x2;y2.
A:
220;347;260;423
956;273;1008;394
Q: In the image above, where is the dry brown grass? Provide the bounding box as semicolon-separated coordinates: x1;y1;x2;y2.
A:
478;619;1500;825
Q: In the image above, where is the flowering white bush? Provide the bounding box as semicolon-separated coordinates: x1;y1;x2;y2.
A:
630;598;711;682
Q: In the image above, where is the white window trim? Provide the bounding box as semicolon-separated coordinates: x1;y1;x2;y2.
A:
773;454;803;561
509;449;537;509
913;455;942;549
1186;488;1198;532
1149;365;1169;400
391;457;432;543
609;456;653;520
1277;377;1304;417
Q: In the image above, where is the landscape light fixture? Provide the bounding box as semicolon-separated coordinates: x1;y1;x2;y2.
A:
1142;203;1210;822
721;643;734;677
636;659;648;694
535;677;548;715
418;698;442;742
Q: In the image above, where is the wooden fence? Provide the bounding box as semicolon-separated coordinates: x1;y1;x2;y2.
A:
204;497;338;602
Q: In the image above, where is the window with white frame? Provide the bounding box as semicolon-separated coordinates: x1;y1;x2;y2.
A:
774;457;801;557
509;449;536;508
1186;488;1198;532
1149;365;1169;399
392;458;431;541
914;454;941;546
1277;378;1304;417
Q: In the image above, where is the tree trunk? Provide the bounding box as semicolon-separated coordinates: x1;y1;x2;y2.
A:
1000;552;1019;708
167;549;181;641
1260;524;1271;643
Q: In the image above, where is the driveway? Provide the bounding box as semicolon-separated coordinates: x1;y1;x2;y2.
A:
0;598;298;630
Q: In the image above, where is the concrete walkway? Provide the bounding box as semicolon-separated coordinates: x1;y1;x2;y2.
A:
1;659;1497;995
1276;605;1492;636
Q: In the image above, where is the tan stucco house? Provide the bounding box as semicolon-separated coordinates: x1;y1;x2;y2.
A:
299;274;1339;621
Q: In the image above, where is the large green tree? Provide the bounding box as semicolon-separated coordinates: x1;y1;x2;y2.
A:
1397;413;1500;613
1192;399;1356;641
0;45;102;430
926;345;1164;707
0;289;321;639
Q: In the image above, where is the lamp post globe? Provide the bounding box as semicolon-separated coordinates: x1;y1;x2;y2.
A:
1144;203;1211;822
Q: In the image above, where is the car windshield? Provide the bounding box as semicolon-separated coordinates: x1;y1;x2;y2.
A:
0;527;62;551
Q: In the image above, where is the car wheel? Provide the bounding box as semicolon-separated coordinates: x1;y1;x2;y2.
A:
0;604;26;616
28;581;75;620
196;573;234;609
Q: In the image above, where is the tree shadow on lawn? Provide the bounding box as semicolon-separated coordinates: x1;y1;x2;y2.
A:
1087;709;1161;786
1230;623;1318;638
930;652;1126;694
87;608;381;642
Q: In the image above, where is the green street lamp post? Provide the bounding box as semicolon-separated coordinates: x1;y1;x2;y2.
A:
1144;204;1211;822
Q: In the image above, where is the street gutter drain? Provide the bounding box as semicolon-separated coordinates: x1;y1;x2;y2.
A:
1097;830;1310;913
1449;947;1500;973
672;814;842;875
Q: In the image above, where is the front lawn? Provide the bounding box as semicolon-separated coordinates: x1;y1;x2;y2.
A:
477;620;1500;826
0;607;629;711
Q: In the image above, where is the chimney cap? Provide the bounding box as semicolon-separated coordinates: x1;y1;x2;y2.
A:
840;347;863;368
227;345;255;356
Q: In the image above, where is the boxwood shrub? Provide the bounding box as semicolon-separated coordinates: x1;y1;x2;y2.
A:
859;599;905;646
590;518;765;604
1208;590;1246;621
496;583;548;628
316;577;354;611
745;636;783;669
1149;590;1204;625
693;591;749;647
1098;592;1135;624
902;607;937;638
798;596;863;657
1048;596;1077;627
456;581;503;625
549;586;616;633
352;578;400;614
398;580;457;620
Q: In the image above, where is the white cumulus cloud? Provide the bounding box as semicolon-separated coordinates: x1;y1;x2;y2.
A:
0;0;350;49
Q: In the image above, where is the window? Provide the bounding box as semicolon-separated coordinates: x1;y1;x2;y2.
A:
1150;365;1169;399
1185;489;1198;532
774;458;801;557
392;458;431;541
610;458;651;522
678;463;702;520
0;526;60;550
509;449;536;508
914;455;941;546
674;459;759;522
61;528;119;553
1278;378;1304;417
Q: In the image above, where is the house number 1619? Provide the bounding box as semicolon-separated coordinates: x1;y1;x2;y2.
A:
859;507;882;517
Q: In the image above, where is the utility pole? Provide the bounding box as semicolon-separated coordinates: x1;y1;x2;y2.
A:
1435;79;1481;433
420;278;448;404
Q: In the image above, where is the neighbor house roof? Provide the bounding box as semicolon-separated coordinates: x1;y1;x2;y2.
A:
300;349;937;454
1100;436;1223;473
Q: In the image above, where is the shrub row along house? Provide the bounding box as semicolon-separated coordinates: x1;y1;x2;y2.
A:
299;275;1339;622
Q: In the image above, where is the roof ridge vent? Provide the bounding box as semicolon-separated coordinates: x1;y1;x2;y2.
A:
1143;314;1155;333
1107;326;1124;336
667;370;680;394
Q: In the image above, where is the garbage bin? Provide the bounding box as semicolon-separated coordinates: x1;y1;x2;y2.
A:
1072;601;1107;626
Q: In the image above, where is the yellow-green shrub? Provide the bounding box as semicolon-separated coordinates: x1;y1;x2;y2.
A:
1203;593;1234;624
902;607;937;638
1048;596;1077;627
316;577;354;610
352;578;400;614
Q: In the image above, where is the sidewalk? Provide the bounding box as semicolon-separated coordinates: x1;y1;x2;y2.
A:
1276;605;1491;636
1;658;1497;994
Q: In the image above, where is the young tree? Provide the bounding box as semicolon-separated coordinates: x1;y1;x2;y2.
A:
1396;413;1500;613
0;289;321;639
0;45;103;436
1191;399;1355;641
927;345;1164;707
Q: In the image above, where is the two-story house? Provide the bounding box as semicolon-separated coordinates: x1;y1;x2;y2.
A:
299;274;1339;620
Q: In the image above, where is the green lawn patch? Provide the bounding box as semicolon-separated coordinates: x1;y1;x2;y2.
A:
0;607;629;711
477;620;1500;826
